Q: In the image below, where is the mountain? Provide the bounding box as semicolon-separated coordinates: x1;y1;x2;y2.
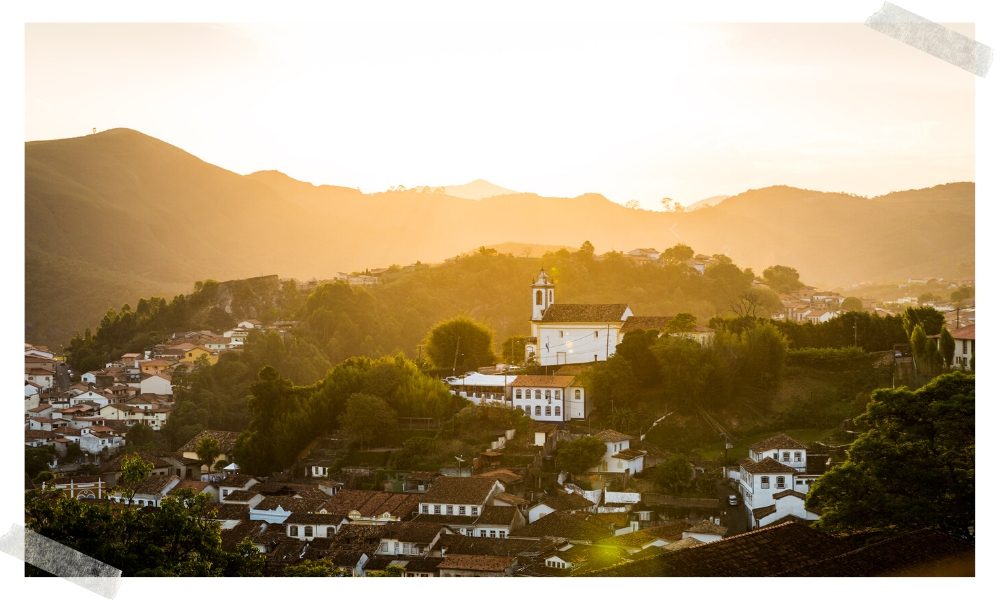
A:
686;195;730;211
25;129;974;346
443;179;517;200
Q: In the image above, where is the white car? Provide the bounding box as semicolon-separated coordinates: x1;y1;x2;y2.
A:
728;494;739;506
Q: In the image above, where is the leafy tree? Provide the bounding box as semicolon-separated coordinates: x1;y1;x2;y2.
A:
950;285;974;305
902;306;944;337
196;436;221;473
33;470;55;485
556;436;607;475
841;297;863;312
285;559;349;576
614;330;661;385
806;372;974;537
25;446;57;478
650;454;693;493
367;565;406;576
500;336;529;365
660;243;694;264
939;327;956;369
664;313;698;333
125;423;156;450
423;317;496;374
762;265;804;294
578;240;596;259
117;453;154;503
227;537;266;577
341;393;397;448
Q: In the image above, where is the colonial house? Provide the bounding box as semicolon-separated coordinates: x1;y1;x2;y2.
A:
140;373;173;396
414;477;513;537
72;390;110;408
107;474;181;507
525;269;673;367
180;345;217;365
951;324;975;370
218;473;262;502
588;430;646;475
736;433;821;529
25;367;55;390
285;513;347;541
527;491;595;523
510;375;588;422
444;372;511;406
80;430;125;455
375;522;448;557
139;359;173;376
179;430;241;473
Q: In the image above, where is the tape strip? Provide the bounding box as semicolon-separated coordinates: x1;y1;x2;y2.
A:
865;2;992;77
0;524;121;598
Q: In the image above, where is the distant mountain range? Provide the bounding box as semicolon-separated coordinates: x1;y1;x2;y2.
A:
25;128;974;346
443;179;518;200
686;195;730;211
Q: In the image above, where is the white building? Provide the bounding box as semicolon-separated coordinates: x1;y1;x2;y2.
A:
951;324;975;370
444;372;512;406
736;433;821;529
510;375;588;422
140;373;173;396
587;430;646;475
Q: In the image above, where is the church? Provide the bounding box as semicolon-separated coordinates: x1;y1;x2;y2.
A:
524;269;673;366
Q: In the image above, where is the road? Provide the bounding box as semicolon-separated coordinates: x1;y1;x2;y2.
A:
55;362;72;391
716;478;748;537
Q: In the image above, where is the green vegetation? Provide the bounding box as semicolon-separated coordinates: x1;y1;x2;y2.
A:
762;265;804;294
25;488;264;576
284;560;350;577
424;316;497;374
556;436;607;475
807;372;974;537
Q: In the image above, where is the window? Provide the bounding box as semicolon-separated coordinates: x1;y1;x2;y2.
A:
545;406;551;416
304;526;313;537
534;406;541;416
499;531;507;538
471;506;479;516
554;406;561;416
782;452;790;461
489;530;496;538
434;505;441;514
794;452;802;462
776;476;786;489
548;290;553;302
554;390;561;400
290;525;299;537
534;390;542;400
535;290;542;305
594;330;599;338
772;452;778;459
515;389;522;399
446;505;453;515
421;504;428;514
545;390;551;400
575;389;581;400
459;506;466;515
222;489;230;497
560;331;564;338
479;530;486;537
761;476;770;489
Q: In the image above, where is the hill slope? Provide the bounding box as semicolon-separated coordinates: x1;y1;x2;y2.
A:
26;129;974;345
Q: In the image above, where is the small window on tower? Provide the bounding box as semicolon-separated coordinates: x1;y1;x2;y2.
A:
536;290;542;305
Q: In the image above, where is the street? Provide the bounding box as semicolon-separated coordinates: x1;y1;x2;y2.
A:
716;478;748;537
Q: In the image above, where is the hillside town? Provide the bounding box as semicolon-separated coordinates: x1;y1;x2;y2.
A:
22;267;975;577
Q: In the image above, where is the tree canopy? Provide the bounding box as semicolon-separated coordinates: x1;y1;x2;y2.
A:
806;372;974;537
557;436;607;475
423;316;496;374
762;265;804;294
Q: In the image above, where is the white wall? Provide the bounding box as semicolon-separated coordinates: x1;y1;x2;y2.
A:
535;323;627;366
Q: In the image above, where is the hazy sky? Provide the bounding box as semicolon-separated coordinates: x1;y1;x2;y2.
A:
25;20;975;207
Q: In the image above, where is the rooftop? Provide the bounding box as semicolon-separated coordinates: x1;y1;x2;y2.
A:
421;476;498;505
749;433;808;452
538;304;630;324
510;375;576;388
593;429;632;443
740;457;799;475
438;554;515;572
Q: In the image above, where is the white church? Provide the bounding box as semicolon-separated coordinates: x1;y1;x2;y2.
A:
524;269;674;367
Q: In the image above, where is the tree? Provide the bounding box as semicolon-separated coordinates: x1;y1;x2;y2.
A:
423;317;496;374
500;336;529;365
624;199;640;209
664;313;698;333
125;423;156;450
841;297;863;312
285;559;349;576
762;265;804;294
196;436;221;473
227;537;266;577
340;393;397;448
806;372;974;537
659;243;694;264
556;436;607;475
578;240;595;259
117;453;154;504
651;454;694;493
25;446;57;478
950;285;974;305
939;327;956;369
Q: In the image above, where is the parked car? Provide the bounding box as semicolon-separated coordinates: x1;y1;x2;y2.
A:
728;494;739;506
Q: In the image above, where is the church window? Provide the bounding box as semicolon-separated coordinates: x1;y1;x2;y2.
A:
548;290;553;302
575;389;581;400
560;331;564;338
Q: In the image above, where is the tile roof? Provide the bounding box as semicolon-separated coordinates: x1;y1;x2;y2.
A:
620;316;673;334
365;556;443;573
752;505;777;520
610;521;689;548
515;512;613;543
494;492;529;506
381;521;446;544
749;433;808;452
950;323;975;340
286;512;345;525
772;489;807;501
510;375;576;388
438;554;515;572
776;529;975;576
437;534;556;558
421;476;498;505
612;448;647;460
178;429;241;453
219;473;258;488
593;429;632;443
740;457;798;475
583;522;853;577
224;489;262;503
322;489;420;519
128;474;179;496
475;505;520;526
538;304;630;323
474;468;524;486
534;492;594;511
685;520;727;535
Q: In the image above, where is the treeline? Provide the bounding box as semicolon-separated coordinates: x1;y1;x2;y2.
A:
229;355;464;475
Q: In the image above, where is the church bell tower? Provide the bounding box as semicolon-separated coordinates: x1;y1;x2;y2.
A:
531;269;555;321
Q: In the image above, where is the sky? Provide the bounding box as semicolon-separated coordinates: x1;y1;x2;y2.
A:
24;19;975;208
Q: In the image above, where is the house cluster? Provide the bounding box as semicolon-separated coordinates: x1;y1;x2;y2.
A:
730;433;826;529
771;290;853;324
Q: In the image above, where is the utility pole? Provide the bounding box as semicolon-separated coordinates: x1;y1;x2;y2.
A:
452;336;461;377
853;318;858;348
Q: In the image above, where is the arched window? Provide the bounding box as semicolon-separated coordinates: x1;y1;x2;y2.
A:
545;406;551;416
534;390;541;399
535;290;543;305
534;406;541;416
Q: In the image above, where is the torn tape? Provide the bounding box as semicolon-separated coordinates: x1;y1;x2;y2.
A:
0;524;121;598
865;2;992;77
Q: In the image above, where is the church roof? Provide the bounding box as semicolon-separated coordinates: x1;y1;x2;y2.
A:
538;304;629;323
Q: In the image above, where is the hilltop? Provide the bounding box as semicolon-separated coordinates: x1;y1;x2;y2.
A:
26;128;974;345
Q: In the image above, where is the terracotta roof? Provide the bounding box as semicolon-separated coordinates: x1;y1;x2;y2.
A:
772;489;807;501
213;503;250;521
411;513;478;526
474;469;523;486
538;304;629;323
224;489;262;503
515;512;613;543
612;448;647;460
438;554;515;572
254;492;329;513
381;521;446;544
364;556;443;573
494;492;529;506
422;476;498;505
437;534;555;558
685;520;727;535
611;521;689;548
593;429;632;443
752;504;777;520
749;433;808;452
951;323;975;340
620;316;673;334
535;492;594;511
322;489;420;519
510;375;576;388
285;512;344;525
475;505;519;526
219;473;257;488
740;457;798;475
127;474;179;496
171;480;214;493
178;429;241;454
584;522;853;577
